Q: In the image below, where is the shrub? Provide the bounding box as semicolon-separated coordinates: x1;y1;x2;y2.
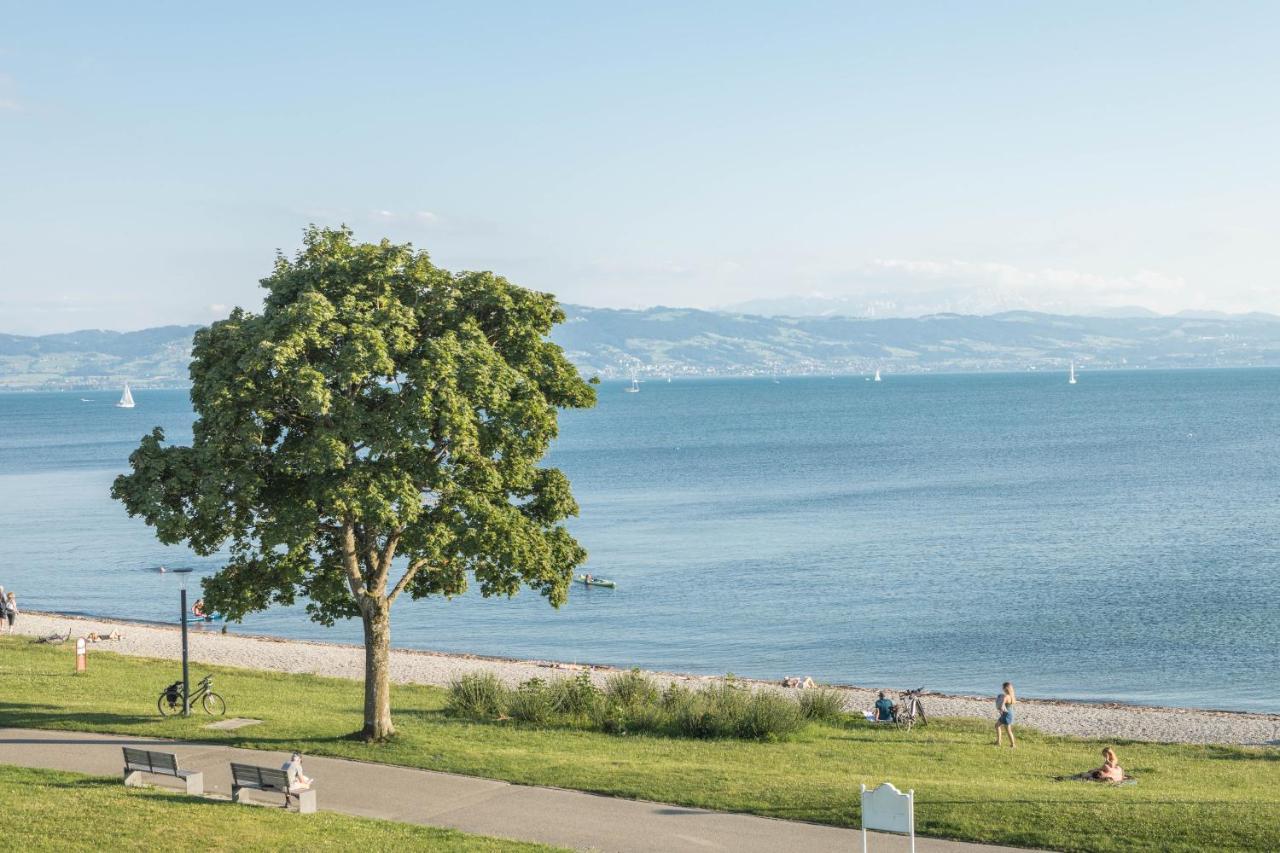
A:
798;687;846;722
605;668;660;708
508;678;556;724
735;690;805;740
660;683;697;715
447;671;508;718
550;671;604;717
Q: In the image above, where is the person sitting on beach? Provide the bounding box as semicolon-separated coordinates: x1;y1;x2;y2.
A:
1089;747;1124;782
192;599;207;619
873;691;897;722
281;752;313;790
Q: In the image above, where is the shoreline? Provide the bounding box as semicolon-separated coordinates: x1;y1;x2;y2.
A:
14;610;1280;747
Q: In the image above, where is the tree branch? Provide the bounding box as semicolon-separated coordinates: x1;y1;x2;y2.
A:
387;557;428;605
340;521;365;599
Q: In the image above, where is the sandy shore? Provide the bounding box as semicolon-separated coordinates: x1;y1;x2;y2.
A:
13;610;1280;747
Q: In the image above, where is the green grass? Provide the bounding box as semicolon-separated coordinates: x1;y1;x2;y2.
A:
2;638;1278;851
0;764;559;852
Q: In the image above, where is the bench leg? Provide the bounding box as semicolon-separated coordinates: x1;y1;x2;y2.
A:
296;789;317;814
123;769;143;788
183;771;204;796
232;785;246;804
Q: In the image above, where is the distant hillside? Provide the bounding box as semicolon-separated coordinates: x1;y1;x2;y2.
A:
552;306;1280;378
4;308;1280;390
0;326;201;390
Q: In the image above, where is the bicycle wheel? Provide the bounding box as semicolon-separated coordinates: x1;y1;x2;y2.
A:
157;692;180;717
202;691;226;716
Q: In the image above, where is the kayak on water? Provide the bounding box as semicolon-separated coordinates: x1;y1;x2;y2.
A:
575;575;616;588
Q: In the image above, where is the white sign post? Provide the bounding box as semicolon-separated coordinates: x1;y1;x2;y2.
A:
860;782;915;853
75;637;87;673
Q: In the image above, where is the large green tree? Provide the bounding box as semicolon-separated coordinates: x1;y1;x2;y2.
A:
113;227;596;740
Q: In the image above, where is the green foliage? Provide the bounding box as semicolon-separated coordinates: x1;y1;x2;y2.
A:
507;678;556;725
549;670;603;717
798;687;847;722
735;691;805;740
440;668;802;741
447;672;508;718
604;668;660;708
109;227;596;734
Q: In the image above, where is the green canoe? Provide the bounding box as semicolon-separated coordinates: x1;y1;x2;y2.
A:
575;575;616;588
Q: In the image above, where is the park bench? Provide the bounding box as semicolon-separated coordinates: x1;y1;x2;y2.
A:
230;762;317;814
121;747;204;795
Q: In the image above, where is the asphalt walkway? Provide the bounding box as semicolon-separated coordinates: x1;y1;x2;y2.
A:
0;727;1033;852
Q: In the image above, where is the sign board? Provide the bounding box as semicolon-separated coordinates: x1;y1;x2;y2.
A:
860;782;915;853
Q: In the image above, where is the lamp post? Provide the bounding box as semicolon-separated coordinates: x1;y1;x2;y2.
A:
175;569;193;716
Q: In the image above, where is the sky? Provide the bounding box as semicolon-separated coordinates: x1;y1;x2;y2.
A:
2;1;1279;334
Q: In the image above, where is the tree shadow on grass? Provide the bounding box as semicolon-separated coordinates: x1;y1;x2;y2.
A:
0;701;154;728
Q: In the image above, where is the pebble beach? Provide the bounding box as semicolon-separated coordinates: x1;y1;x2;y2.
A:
14;610;1280;747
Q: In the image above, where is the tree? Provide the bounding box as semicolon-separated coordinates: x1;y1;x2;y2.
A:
112;226;596;740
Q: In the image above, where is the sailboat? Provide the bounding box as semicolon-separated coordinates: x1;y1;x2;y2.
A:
625;378;640;393
115;383;136;408
1068;362;1077;385
873;368;882;382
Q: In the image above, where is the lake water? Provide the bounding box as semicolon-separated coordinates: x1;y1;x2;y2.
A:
1;370;1278;712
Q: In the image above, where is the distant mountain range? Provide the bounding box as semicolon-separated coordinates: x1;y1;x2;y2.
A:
4;307;1280;390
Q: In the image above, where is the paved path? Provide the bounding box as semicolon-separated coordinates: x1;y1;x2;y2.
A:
0;727;1033;852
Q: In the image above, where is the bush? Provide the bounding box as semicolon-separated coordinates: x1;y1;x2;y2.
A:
605;668;660;708
660;683;697;715
736;690;805;740
508;678;556;724
550;671;604;717
798;687;846;722
447;671;508;718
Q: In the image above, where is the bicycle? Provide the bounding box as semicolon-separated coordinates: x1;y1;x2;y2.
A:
157;674;226;717
894;687;928;731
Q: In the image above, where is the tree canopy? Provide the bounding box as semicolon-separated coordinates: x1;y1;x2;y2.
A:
113;226;596;737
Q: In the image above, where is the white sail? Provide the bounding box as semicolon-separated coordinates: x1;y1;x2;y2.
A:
116;383;135;408
625;378;640;393
1068;362;1077;384
874;368;882;382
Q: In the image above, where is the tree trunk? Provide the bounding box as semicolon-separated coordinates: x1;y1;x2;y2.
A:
360;599;395;741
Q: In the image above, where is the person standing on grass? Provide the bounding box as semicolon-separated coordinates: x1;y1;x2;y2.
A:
0;586;6;635
995;681;1016;748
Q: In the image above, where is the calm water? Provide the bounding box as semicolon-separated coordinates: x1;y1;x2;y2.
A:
2;371;1278;712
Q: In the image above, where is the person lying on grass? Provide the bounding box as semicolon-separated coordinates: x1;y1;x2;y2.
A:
1057;747;1130;783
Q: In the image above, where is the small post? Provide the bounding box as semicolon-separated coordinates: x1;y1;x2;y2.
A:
180;588;190;716
75;637;86;673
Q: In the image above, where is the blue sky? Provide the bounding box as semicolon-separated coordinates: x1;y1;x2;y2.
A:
2;2;1278;333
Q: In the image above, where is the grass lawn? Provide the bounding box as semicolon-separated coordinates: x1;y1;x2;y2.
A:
0;763;559;852
1;638;1277;852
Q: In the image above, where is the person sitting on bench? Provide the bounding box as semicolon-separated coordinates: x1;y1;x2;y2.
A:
282;752;313;789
